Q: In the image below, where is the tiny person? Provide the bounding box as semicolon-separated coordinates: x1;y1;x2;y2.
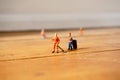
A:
52;33;60;53
68;32;73;50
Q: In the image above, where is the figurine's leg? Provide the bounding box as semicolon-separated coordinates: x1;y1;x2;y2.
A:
56;44;59;53
70;42;72;50
68;42;71;50
52;43;56;53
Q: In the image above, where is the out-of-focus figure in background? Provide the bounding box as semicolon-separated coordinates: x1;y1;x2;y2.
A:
80;27;84;36
41;29;46;39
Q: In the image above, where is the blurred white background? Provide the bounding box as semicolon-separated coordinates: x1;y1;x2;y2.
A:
0;0;120;31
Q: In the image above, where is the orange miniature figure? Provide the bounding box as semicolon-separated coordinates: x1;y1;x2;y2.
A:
52;33;60;53
80;27;83;36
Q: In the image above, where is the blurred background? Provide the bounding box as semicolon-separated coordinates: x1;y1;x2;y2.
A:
0;0;120;31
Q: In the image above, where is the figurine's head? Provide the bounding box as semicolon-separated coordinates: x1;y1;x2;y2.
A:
54;33;58;37
80;27;83;30
68;32;71;37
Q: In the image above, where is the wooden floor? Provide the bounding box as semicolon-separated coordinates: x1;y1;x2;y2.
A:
0;28;120;80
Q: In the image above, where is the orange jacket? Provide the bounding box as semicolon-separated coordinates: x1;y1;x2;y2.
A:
52;37;60;44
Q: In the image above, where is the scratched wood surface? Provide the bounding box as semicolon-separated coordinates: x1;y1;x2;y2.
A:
0;28;120;80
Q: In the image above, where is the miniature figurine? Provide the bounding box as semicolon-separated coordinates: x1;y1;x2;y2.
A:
52;33;60;53
80;27;83;36
68;32;73;50
41;29;46;38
